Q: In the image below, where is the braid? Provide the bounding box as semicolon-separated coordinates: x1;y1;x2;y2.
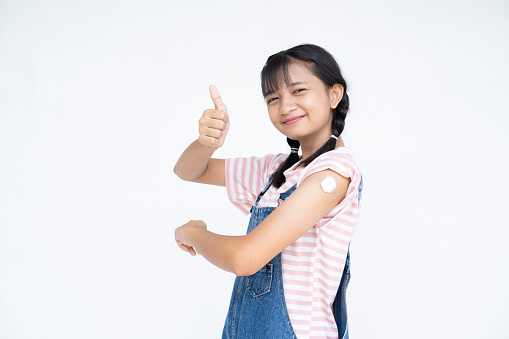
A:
272;138;300;188
332;92;349;137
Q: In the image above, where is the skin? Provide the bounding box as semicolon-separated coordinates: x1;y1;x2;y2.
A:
173;64;351;276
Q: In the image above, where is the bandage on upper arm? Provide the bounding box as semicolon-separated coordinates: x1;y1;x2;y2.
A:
320;176;336;193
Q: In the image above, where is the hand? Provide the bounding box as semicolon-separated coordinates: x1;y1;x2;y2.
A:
198;85;230;148
174;220;207;256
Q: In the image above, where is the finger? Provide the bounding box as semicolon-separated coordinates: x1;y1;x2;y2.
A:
200;126;224;139
200;112;228;128
177;241;196;256
209;85;228;112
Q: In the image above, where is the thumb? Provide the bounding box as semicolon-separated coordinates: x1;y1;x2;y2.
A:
209;85;228;113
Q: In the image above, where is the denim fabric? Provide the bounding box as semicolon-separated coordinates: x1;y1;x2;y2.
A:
222;173;362;338
222;205;297;339
332;252;351;339
332;174;362;339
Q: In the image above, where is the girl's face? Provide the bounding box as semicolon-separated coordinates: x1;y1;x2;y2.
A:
264;63;342;147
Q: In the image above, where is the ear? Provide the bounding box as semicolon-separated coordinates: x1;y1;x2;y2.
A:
329;84;344;109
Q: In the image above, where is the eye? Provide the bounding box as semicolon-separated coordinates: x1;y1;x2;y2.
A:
293;88;306;94
266;97;279;104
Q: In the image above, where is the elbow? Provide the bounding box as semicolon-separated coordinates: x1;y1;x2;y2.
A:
173;165;182;179
232;264;252;277
173;164;189;181
230;250;261;277
232;263;256;277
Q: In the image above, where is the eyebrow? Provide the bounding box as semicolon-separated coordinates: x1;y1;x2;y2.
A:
264;81;308;97
288;81;307;87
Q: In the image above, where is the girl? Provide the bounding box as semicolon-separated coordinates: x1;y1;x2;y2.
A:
174;44;363;339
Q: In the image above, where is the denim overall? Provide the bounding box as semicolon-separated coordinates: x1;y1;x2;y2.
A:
222;174;362;339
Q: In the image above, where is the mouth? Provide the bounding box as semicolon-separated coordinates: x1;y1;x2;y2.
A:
283;115;305;125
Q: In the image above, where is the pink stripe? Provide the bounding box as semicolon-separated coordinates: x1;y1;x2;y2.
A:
282;258;313;268
249;157;262;204
311;315;337;326
285;284;334;301
311;304;336;315
283;263;344;286
311;305;337;318
321;245;348;257
317;250;346;264
344;210;358;218
283;257;345;272
336;217;356;228
225;159;234;201
243;157;251;200
312;295;335;305
284;279;339;299
313;286;336;300
288;308;312;316
283;265;343;285
238;157;247;201
290;318;312;326
314;257;345;273
289;241;318;248
335;226;354;237
233;158;241;201
308;335;328;339
312;277;338;292
284;287;311;296
282;267;311;276
284;249;317;258
284;278;313;288
318;160;353;176
310;324;337;331
304;231;319;239
319;229;350;246
285;298;312;306
312;265;344;283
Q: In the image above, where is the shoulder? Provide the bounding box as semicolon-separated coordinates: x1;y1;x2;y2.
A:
289;147;363;215
299;147;361;182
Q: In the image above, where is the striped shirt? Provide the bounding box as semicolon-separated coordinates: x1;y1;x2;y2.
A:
225;147;363;339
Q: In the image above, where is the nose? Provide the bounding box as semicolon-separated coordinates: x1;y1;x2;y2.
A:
279;95;297;115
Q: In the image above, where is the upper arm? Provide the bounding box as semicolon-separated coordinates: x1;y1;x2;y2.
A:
193;158;226;186
237;169;351;275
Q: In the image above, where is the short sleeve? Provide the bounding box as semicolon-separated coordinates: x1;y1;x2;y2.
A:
225;154;287;215
296;148;363;226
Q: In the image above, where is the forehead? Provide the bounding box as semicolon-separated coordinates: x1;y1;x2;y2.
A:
285;63;317;81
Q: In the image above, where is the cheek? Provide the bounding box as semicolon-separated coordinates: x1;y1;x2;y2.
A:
267;107;278;124
314;96;333;117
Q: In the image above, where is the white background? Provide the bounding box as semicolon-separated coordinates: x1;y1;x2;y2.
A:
1;0;508;338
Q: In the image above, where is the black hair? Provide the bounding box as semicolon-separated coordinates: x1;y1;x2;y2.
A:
261;44;350;188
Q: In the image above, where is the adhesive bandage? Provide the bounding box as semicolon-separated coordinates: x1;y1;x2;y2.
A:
320;176;336;193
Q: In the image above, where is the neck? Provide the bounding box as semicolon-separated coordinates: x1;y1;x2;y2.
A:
300;135;345;160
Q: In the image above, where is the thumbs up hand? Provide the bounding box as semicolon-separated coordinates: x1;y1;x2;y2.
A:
198;85;230;149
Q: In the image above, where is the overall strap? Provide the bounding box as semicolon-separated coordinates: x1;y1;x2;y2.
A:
250;173;276;213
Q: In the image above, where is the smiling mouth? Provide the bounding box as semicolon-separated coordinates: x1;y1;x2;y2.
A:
283;116;305;125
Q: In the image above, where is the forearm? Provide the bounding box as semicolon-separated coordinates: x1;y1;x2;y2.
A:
173;140;217;181
182;224;249;275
